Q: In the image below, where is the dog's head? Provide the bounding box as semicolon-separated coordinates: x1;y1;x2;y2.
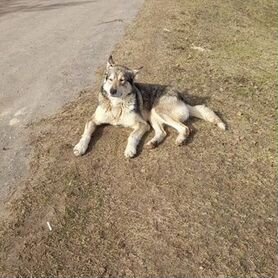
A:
102;55;142;98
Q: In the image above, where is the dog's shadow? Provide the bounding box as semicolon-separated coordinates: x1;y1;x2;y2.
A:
86;125;107;154
179;88;211;106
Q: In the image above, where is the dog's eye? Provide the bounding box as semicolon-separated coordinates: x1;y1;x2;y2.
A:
108;77;113;82
119;78;125;83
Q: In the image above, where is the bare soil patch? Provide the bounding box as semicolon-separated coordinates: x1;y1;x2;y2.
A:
0;0;276;277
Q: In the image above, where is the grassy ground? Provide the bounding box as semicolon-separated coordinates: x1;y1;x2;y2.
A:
0;0;277;277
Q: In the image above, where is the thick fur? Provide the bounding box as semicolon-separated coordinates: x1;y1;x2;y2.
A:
74;56;225;158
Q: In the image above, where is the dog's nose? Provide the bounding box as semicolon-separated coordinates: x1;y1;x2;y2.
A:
110;88;117;96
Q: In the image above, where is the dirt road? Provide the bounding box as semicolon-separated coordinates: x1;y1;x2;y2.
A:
0;0;276;277
0;0;143;204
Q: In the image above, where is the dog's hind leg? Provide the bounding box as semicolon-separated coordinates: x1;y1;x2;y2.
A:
158;113;190;145
187;104;226;130
154;100;190;146
146;110;167;148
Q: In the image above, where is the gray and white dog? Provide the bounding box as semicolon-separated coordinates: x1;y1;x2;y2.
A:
73;56;225;158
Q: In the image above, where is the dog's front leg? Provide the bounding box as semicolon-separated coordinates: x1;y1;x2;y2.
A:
125;121;150;158
73;106;107;156
73;120;97;156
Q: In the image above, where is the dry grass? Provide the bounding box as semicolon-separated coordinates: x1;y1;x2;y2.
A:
0;0;277;277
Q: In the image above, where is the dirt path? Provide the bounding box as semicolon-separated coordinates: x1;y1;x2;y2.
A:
0;0;143;206
0;0;276;277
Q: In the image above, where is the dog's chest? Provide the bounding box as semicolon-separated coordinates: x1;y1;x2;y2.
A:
104;104;135;127
110;106;124;125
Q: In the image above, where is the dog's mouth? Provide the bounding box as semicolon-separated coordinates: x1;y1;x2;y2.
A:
109;92;120;97
109;88;125;98
108;91;123;99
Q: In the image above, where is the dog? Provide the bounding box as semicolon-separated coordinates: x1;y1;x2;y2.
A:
73;55;225;158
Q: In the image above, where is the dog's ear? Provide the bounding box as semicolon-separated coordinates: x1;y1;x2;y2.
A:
107;55;115;69
132;66;143;79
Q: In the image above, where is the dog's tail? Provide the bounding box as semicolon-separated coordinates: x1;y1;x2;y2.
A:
187;104;226;130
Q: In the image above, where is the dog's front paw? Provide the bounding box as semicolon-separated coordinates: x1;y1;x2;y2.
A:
73;141;87;156
124;145;137;158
